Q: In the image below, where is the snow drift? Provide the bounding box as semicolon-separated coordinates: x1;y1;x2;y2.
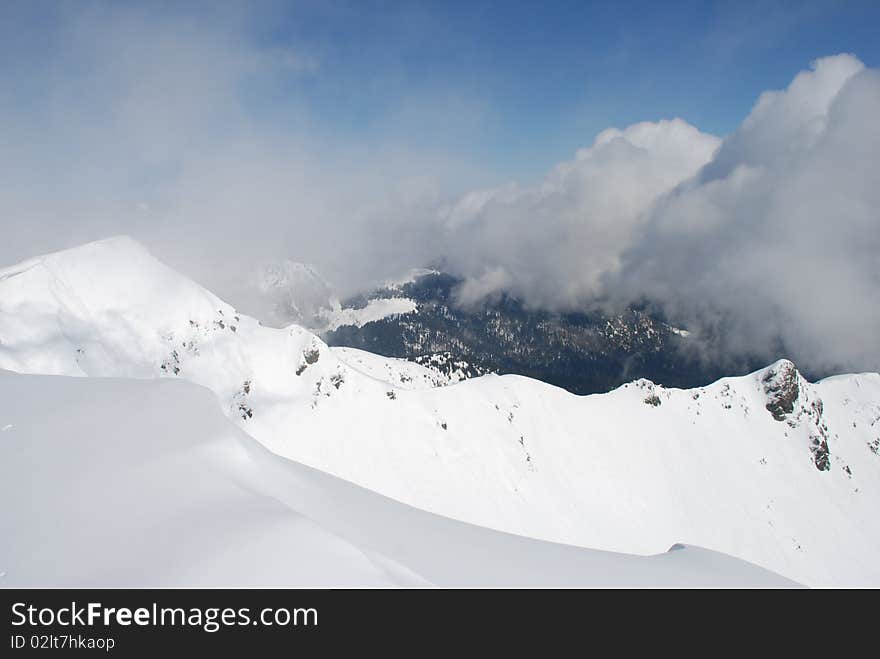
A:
0;371;793;587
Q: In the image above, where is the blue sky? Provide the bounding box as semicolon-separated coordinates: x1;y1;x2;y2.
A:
246;0;880;179
282;0;880;179
4;0;880;185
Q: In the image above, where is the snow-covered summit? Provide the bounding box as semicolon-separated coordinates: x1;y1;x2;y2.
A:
0;236;238;377
0;235;220;322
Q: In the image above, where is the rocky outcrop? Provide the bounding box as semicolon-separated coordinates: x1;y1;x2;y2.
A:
762;359;800;421
761;360;832;471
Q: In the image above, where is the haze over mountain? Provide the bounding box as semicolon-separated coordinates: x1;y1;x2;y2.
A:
1;237;878;586
240;260;339;329
3;2;878;379
322;269;740;395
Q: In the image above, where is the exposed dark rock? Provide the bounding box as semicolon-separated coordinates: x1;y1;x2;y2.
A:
810;435;831;471
296;346;321;375
644;394;661;407
762;360;800;421
236;402;253;420
160;349;181;375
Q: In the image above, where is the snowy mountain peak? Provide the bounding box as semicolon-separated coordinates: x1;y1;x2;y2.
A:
0;235;150;286
0;234;225;314
0;235;243;378
248;260;339;329
756;359;833;471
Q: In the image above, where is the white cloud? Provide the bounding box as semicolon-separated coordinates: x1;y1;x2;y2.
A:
611;55;880;373
437;54;879;374
438;118;720;308
698;53;864;182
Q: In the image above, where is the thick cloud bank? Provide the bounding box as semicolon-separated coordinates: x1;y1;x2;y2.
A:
612;55;879;373
441;55;879;373
440;119;721;308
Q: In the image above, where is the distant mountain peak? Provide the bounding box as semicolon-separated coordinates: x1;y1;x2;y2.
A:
244;259;339;329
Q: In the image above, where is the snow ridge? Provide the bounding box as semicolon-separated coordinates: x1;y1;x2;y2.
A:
0;371;794;587
1;237;879;586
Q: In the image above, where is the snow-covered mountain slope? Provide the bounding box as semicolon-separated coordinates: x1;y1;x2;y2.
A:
0;370;794;587
332;347;466;390
1;237;878;586
241;260;339;329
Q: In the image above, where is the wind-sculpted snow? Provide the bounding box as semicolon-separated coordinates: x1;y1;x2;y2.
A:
1;238;878;586
0;371;795;586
